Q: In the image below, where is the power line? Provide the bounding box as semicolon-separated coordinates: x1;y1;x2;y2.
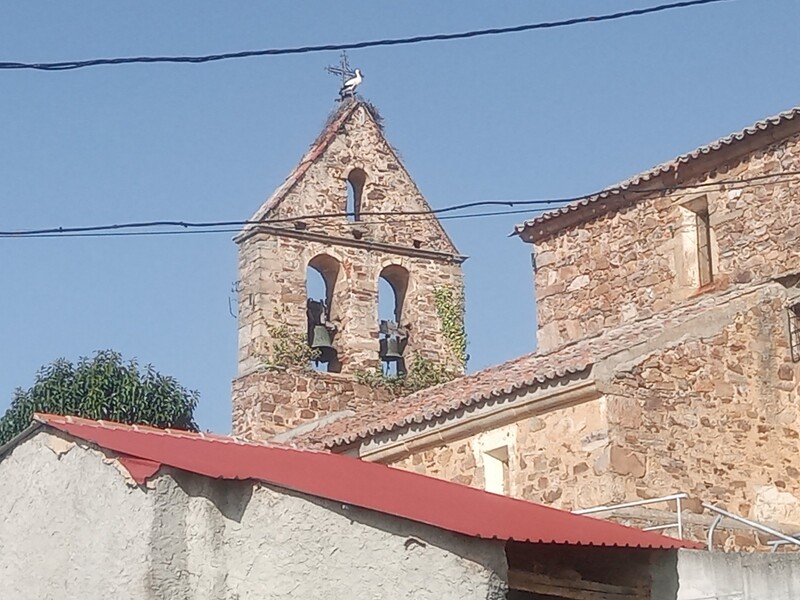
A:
0;210;539;240
0;169;796;240
0;0;733;72
0;199;568;237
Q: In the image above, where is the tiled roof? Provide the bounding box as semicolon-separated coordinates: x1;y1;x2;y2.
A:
23;413;697;550
295;285;753;450
513;105;800;238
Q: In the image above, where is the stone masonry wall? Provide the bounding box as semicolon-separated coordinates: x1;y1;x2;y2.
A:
386;284;800;546
233;102;465;437
391;399;619;511
258;103;458;253
533;132;800;351
602;287;800;527
236;234;463;376
232;369;392;439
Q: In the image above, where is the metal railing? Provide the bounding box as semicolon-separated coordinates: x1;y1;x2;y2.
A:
703;503;800;551
574;494;800;551
573;493;687;539
768;534;800;552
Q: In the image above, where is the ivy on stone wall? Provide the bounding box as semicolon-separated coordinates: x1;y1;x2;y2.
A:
355;352;456;398
434;285;468;369
357;286;466;398
260;307;319;370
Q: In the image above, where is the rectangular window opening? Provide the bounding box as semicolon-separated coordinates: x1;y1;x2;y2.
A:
695;207;713;287
677;196;715;292
790;303;800;363
483;446;510;495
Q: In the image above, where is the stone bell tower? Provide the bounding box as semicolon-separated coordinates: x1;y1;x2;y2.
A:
232;99;465;439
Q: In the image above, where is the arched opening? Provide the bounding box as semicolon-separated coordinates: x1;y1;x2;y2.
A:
378;265;410;376
306;254;342;372
346;168;366;222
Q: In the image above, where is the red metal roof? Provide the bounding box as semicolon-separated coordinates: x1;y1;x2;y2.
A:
31;413;698;550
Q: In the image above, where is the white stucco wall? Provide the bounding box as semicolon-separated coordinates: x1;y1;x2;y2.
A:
0;431;507;599
0;432;154;598
651;549;800;600
676;550;800;600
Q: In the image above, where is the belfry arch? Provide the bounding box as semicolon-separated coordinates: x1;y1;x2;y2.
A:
378;265;410;375
306;254;342;372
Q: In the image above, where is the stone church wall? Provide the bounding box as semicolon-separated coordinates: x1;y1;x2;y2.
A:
602;287;800;527
533;132;800;352
390;399;618;511
232;102;465;437
386;286;800;545
232;369;392;439
236;233;463;377
233;231;462;437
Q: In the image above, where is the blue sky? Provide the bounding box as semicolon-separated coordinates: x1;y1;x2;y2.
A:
0;1;797;433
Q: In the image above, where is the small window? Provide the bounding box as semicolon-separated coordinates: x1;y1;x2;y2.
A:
676;196;715;291
346;168;366;222
790;303;800;363
483;446;509;495
696;207;713;287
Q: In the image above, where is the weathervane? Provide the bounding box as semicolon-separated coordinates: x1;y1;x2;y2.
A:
326;51;363;101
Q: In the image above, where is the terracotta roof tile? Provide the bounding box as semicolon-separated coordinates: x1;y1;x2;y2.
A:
513;105;800;237
295;285;758;449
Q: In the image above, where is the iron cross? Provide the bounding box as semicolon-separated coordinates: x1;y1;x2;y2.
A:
325;51;355;86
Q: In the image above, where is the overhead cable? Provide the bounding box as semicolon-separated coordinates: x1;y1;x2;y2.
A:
0;168;795;239
0;0;733;72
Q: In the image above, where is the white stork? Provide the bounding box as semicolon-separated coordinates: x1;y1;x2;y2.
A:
339;69;363;100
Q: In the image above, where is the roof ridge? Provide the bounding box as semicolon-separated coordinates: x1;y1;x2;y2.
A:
514;104;800;239
20;412;699;550
294;281;776;449
33;413;303;451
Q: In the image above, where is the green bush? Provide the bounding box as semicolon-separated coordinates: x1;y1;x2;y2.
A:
0;350;198;446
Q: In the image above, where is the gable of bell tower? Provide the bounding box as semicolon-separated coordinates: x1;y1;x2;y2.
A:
232;100;466;438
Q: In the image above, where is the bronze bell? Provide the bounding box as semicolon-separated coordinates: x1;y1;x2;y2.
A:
311;325;334;350
380;336;404;362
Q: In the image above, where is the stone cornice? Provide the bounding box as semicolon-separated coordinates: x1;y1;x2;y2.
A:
355;372;599;463
235;225;468;264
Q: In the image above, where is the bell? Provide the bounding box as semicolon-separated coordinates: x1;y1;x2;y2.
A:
380;336;404;362
311;325;334;350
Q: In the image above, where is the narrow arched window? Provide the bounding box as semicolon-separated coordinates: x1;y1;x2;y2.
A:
346;168;366;222
306;254;342;372
378;265;410;375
